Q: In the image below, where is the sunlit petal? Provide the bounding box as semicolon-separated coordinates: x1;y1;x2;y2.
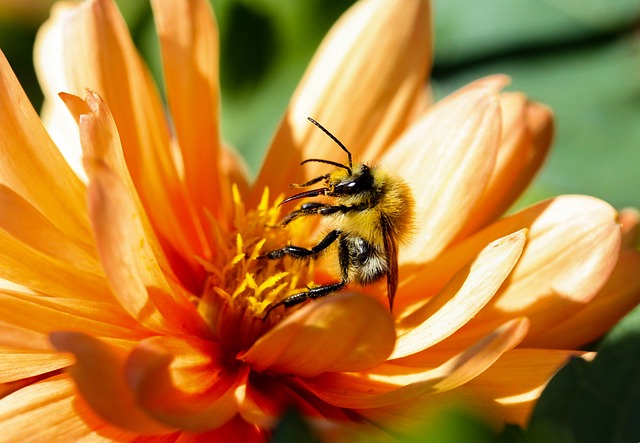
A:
35;0;207;266
454;92;554;239
253;0;432;201
392;230;525;359
297;318;528;409
0;374;140;441
425;195;620;349
0;51;89;246
527;249;640;348
384;76;505;263
241;293;395;377
152;0;232;227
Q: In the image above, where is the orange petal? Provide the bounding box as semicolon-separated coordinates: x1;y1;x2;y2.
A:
0;185;100;274
0;183;111;300
391;230;526;359
253;0;432;201
152;0;232;226
0;229;111;300
49;332;173;434
0;350;73;385
361;348;588;428
0;373;141;441
383;76;505;264
71;89;211;292
240;293;395;377
526;249;640;348
0;51;90;247
454;93;554;239
296;318;528;409
125;336;246;432
419;195;620;350
35;0;208;266
0;320;74;383
86;159;209;336
454;348;591;426
0;289;151;340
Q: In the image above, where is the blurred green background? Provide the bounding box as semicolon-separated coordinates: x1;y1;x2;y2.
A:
1;0;638;211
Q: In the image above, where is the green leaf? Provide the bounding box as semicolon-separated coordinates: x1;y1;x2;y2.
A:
527;304;640;443
434;0;640;66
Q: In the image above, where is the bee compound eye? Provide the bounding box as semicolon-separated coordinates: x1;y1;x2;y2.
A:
335;179;361;195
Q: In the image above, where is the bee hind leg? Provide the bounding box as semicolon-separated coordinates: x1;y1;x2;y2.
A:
262;280;347;321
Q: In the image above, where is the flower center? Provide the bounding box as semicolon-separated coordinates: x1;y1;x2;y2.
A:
196;185;315;351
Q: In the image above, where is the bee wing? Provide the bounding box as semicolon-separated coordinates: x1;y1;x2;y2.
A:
382;218;399;312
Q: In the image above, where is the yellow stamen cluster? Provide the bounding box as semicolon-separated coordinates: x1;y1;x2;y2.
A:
196;185;314;350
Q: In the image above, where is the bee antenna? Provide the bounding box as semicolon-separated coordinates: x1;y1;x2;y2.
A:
307;117;353;171
301;158;351;174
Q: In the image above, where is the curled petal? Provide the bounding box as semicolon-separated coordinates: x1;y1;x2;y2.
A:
384;76;505;263
0;374;139;441
455;92;553;239
86;159;208;336
49;332;172;434
67;89;197;282
297;318;528;409
254;0;432;200
126;336;247;432
240;293;395;377
419;195;620;349
391;230;526;359
35;0;208;268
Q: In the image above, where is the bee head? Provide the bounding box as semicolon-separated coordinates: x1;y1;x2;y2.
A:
279;118;373;206
327;164;374;197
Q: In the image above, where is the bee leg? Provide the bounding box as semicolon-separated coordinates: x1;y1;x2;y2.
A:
290;174;330;188
280;202;335;226
259;229;340;259
280;203;358;227
262;280;347;320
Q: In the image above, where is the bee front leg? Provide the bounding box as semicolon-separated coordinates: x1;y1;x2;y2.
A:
260;229;340;259
280;203;349;227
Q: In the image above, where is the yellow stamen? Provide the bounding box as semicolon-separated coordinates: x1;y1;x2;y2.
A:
195;185;316;350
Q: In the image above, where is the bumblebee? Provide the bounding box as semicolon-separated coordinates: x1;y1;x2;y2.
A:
262;117;414;319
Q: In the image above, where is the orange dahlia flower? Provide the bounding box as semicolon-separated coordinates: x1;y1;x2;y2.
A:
1;0;638;440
